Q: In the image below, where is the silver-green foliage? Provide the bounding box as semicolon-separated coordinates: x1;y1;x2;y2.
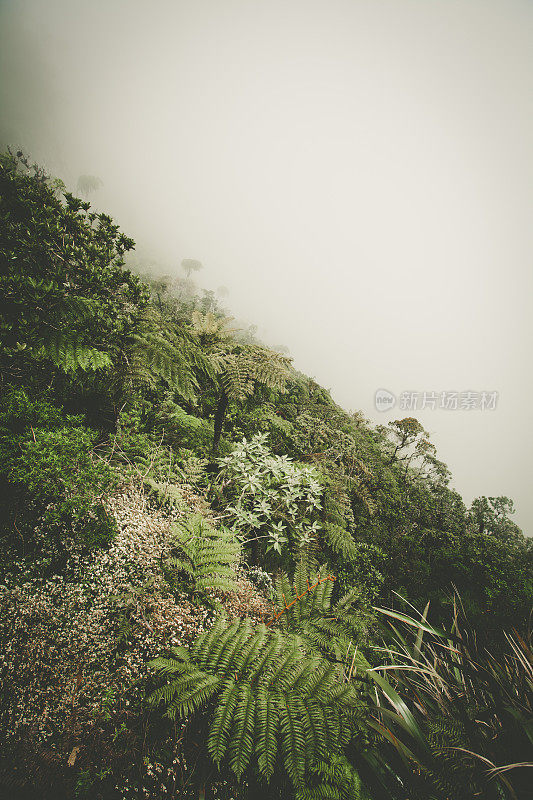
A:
148;615;360;790
217;433;323;555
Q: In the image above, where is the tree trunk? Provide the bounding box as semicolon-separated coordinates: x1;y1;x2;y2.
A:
212;390;229;454
197;764;210;800
246;773;274;800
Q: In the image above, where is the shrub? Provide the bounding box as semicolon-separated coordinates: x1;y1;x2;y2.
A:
0;390;117;568
0;150;146;385
214;433;323;563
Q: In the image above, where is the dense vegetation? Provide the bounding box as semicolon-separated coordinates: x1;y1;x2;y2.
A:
0;150;531;799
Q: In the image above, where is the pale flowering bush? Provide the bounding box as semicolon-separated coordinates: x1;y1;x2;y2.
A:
0;487;214;798
244;564;275;598
0;485;269;799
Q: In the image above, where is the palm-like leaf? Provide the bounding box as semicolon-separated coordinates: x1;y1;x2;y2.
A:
361;599;533;799
163;515;241;598
271;562;368;662
148;615;361;790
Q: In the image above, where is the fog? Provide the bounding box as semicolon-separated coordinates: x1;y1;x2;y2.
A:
1;0;532;532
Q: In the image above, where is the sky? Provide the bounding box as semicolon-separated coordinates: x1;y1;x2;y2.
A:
1;0;532;532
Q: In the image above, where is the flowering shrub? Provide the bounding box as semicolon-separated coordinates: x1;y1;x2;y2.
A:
0;488;204;798
0;485;268;799
245;564;275;598
0;489;208;729
214;433;323;560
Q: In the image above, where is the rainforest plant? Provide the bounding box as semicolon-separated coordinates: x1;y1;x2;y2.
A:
215;434;323;561
163;515;241;601
362;599;533;799
0;389;117;567
148;614;362;796
113;305;213;405
2;151;532;800
191;310;292;452
0;150;146;384
270;561;370;662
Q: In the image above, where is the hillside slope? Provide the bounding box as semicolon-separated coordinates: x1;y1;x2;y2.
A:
1;151;531;800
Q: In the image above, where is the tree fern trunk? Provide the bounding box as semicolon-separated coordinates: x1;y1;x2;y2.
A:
212;390;229;454
197;765;209;800
246;773;270;800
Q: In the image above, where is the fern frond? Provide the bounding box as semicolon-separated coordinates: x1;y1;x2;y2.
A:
36;334;112;372
148;616;358;790
322;523;358;560
255;683;279;780
228;683;256;778
163;514;241;598
118;307;212;401
208;679;240;763
169;673;220;719
279;693;307;786
272;563;365;660
296;755;364;800
209;342;292;402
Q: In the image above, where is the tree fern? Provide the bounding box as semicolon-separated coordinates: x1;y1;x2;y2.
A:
191;309;233;338
27;287;113;372
211;343;292;402
191;308;294;450
296;755;366;800
320;484;360;559
36;334;112;372
163;515;241;597
271;562;368;663
117;307;213;403
205;335;293;451
148;615;361;791
322;523;359;560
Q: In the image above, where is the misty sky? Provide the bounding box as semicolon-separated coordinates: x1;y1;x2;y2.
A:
1;0;532;532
